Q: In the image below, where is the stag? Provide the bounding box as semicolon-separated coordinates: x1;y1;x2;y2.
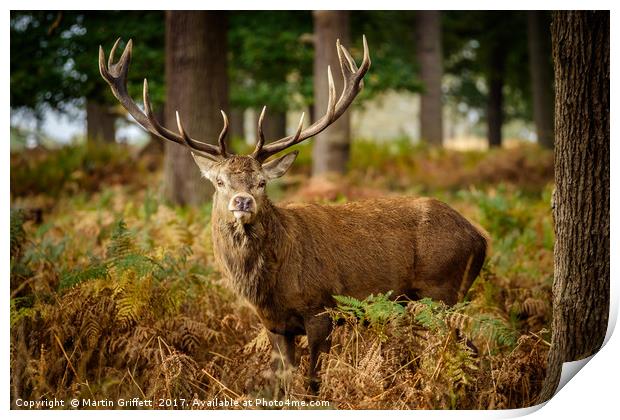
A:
99;37;488;391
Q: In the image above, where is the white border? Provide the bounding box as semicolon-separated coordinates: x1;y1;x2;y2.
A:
5;2;617;419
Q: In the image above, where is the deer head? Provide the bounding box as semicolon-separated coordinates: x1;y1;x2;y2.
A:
99;37;370;224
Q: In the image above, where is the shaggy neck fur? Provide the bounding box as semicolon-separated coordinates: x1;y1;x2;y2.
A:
211;193;284;307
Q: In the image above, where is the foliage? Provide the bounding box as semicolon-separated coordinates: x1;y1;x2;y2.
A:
10;142;153;197
331;292;406;340
10;11;165;116
409;298;518;349
229;11;313;112
443;11;535;122
11;9;545;144
351;11;423;97
229;10;424;114
10;142;552;409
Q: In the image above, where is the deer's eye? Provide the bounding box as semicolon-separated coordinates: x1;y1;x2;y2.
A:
257;180;266;189
216;178;224;187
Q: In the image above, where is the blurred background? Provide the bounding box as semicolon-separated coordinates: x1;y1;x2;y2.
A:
10;11;555;409
11;11;553;148
10;11;554;193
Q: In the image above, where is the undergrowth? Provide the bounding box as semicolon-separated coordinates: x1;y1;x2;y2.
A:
10;142;553;409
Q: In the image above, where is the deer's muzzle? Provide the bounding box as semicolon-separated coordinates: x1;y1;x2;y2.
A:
228;193;256;222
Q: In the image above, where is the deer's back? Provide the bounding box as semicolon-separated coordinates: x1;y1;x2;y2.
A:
278;196;488;309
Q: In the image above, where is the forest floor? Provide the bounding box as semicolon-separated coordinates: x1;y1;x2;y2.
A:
10;140;554;409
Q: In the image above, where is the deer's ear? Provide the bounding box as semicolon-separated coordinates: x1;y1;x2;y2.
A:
191;152;219;181
262;151;298;180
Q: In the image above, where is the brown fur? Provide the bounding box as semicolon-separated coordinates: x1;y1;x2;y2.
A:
200;156;489;391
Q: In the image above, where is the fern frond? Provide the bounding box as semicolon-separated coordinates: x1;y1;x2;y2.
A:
60;262;109;291
106;219;136;259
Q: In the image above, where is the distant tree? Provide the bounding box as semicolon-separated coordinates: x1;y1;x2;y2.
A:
228;11;423;150
228;108;245;141
312;11;350;177
162;11;228;206
527;11;554;149
350;11;421;98
85;101;116;143
443;11;530;148
229;11;313;143
416;11;443;146
10;11;165;143
538;10;609;403
486;31;505;148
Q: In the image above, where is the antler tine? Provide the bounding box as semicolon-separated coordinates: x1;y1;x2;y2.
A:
175;111;218;160
108;38;122;70
336;38;356;74
218;110;229;157
358;34;371;85
252;106;267;158
326;65;336;123
336;35;371;105
99;38;225;159
292;112;305;143
142;78;165;135
175;111;191;144
254;37;371;162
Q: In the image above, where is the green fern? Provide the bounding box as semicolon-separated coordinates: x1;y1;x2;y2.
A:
60;261;109;290
409;298;518;349
410;297;448;331
106;219;136;259
471;315;518;348
10;296;35;327
333;295;366;319
333;291;405;327
113;254;160;278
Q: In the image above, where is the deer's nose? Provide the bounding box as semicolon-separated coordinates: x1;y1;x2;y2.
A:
234;196;252;211
229;194;255;213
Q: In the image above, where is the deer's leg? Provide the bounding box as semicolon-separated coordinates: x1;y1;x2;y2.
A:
304;314;332;393
268;331;296;372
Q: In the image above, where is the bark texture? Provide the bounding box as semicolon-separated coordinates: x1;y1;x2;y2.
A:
311;11;350;177
527;11;554;149
416;11;443;146
86;100;116;143
538;11;609;403
163;11;228;205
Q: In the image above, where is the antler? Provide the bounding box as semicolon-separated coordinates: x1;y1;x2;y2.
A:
252;36;371;162
99;38;228;159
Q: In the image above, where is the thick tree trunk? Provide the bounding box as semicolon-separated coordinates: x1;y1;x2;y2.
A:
86;100;116;143
527;11;554;149
163;11;228;206
312;11;350;177
416;11;443;146
538;11;609;403
487;47;505;148
262;110;287;142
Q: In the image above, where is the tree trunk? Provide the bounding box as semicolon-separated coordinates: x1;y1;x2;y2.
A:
86;100;116;143
230;108;245;141
487;47;505;148
538;11;609;403
527;11;554;149
416;11;443;146
312;11;350;177
163;11;228;206
262;110;287;142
